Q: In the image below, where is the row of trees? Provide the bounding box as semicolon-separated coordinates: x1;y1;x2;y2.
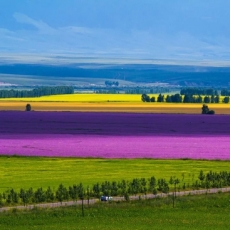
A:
95;89;119;94
141;94;156;102
0;86;74;98
142;93;229;103
180;88;230;97
1;171;230;207
184;95;219;103
0;177;170;207
220;89;230;96
195;170;230;189
125;88;170;94
180;88;218;96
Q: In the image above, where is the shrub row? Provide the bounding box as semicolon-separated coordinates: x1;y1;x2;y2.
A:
1;171;230;207
0;86;74;98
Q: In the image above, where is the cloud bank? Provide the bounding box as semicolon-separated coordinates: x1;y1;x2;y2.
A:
0;0;230;63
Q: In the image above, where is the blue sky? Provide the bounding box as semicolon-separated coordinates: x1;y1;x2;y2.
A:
1;0;230;62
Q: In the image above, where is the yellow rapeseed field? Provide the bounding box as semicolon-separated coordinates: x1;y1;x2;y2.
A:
0;93;228;103
0;93;145;102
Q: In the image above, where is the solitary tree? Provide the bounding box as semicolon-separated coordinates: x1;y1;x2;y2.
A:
202;104;209;114
202;104;215;115
25;104;31;111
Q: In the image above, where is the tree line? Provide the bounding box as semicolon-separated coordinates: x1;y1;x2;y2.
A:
180;88;218;96
1;170;230;207
142;93;229;103
0;86;74;98
221;89;230;96
125;87;170;94
181;87;230;97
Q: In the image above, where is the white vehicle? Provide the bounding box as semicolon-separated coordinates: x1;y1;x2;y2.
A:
100;196;113;201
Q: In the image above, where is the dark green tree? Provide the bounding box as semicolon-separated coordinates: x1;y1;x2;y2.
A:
202;104;209;114
19;189;29;206
34;187;46;203
214;95;220;103
141;94;150;102
25;104;31;111
157;94;164;102
78;183;85;217
169;177;180;208
223;96;229;103
150;96;155;102
149;176;157;194
56;184;69;203
211;95;215;103
46;186;55;202
198;170;205;181
204;96;210;103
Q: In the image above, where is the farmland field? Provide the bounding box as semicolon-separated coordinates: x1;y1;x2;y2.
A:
1;193;230;230
0;103;230;230
0;93;229;103
1;111;230;191
1;156;230;192
1;112;230;160
0;94;145;102
0;93;230;114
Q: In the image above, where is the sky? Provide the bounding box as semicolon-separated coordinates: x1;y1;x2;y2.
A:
1;0;230;63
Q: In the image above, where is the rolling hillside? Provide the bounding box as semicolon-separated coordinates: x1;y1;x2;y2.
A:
1;63;230;87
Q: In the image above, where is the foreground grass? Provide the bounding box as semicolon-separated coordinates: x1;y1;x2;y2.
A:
1;193;230;230
1;156;230;192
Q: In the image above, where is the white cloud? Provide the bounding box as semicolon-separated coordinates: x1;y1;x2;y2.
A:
13;12;56;34
0;12;229;61
60;26;93;35
0;28;15;35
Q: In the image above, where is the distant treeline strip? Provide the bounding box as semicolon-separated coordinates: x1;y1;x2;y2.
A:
142;93;230;103
180;87;230;96
180;88;218;96
0;170;229;207
0;86;74;98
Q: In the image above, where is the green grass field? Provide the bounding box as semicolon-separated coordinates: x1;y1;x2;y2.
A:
1;193;230;230
1;156;230;192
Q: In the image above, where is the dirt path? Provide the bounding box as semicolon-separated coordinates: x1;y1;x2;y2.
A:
1;187;229;212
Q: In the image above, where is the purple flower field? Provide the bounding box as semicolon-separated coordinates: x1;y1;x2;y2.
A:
1;111;230;159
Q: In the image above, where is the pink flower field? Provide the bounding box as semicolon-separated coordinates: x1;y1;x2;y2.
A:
0;111;230;159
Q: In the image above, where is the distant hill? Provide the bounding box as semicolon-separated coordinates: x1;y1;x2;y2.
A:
1;63;230;87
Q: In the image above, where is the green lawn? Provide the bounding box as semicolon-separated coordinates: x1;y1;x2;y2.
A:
1;156;230;192
1;193;230;230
